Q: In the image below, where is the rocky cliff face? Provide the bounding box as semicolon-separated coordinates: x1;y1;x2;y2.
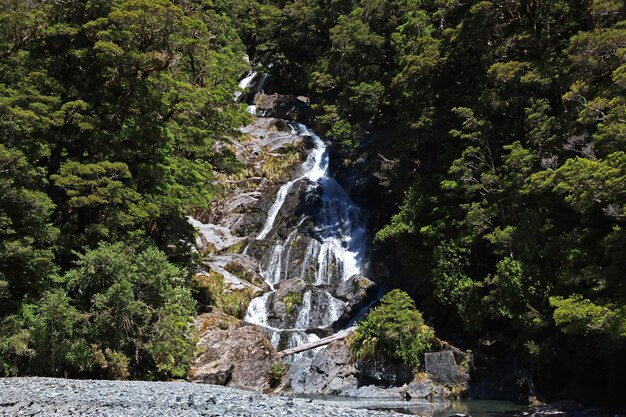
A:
188;80;469;399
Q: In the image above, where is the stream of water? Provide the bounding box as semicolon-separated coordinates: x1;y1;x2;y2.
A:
242;76;369;355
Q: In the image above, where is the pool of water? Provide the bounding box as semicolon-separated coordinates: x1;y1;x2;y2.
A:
299;396;527;417
388;399;527;416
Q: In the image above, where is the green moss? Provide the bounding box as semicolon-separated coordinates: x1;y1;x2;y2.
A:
283;291;303;316
224;261;255;282
226;241;245;254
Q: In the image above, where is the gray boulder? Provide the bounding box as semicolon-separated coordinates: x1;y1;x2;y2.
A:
334;275;377;326
191;311;279;392
355;357;414;387
425;351;469;385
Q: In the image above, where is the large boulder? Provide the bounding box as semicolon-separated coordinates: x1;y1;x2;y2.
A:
268;279;307;321
190;312;279;392
333;275;377;326
265;279;346;334
253;94;313;124
355;357;414;387
290;337;358;395
425;351;469;385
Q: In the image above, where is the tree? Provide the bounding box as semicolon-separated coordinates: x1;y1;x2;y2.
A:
23;290;91;376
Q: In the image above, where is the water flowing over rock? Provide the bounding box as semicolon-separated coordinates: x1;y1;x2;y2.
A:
241;121;375;386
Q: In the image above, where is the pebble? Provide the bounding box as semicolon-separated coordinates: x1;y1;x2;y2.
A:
0;378;407;417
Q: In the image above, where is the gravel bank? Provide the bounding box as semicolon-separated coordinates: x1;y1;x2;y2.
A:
0;377;407;416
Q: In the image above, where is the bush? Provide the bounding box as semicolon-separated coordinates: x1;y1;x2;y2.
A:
350;289;435;369
268;362;286;388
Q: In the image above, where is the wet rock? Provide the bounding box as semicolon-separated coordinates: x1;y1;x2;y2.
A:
269;279;307;321
272;179;320;237
191;311;278;392
333;275;377;326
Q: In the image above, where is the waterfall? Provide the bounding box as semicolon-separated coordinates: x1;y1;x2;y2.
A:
235;70;370;378
234;70;257;101
256;126;326;240
244;121;368;351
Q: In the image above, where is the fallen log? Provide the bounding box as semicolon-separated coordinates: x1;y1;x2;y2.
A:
276;326;356;358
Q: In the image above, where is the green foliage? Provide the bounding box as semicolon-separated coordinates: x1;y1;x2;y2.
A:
23;290;92;376
0;0;248;379
550;295;626;337
229;0;626;400
268;362;286;389
64;243;196;379
0;316;33;376
351;289;435;369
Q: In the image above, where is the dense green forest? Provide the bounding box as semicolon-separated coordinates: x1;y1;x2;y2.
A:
2;0;626;403
0;0;250;379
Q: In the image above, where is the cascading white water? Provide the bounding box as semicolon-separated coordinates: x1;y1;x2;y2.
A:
256;127;326;240
244;120;368;353
234;71;257;101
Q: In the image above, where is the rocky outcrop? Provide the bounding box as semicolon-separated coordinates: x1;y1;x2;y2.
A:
425;350;470;385
205;253;268;292
355;357;414;387
290;338;357;395
253;94;313;124
285;331;468;400
188;217;246;252
333;275;378;327
190;312;278;392
192;116;308;239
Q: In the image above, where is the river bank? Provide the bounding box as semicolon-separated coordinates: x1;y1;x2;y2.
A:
0;377;408;417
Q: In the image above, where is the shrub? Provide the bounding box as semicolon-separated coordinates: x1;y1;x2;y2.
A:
268;362;286;388
350;289;435;369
